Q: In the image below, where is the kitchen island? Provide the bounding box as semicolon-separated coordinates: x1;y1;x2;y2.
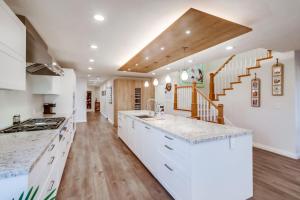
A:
0;114;75;200
118;110;253;200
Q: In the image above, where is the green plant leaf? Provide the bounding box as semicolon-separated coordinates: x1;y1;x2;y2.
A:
24;187;33;200
18;192;24;200
44;189;56;200
30;186;39;200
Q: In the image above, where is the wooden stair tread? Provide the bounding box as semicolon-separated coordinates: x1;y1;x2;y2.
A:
247;66;261;70
223;88;233;91
217;93;226;96
238;74;250;77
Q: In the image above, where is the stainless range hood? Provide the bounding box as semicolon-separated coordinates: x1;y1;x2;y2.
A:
18;15;64;76
26;63;64;76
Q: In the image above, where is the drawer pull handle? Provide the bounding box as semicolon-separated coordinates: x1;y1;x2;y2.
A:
145;126;150;130
164;164;173;172
48;144;55;151
48;156;55;165
164;135;174;140
164;145;173;151
48;180;55;192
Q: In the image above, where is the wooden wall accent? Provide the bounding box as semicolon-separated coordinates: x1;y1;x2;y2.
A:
119;8;251;73
113;78;154;127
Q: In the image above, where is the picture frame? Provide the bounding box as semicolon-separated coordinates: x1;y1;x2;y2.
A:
251;73;261;107
272;59;284;96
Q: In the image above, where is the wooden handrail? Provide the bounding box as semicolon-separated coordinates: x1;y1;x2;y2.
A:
196;88;224;124
209;55;235;101
214;55;236;76
177;85;192;89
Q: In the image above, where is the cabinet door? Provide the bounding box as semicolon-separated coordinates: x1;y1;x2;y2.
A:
29;75;62;94
0;1;26;90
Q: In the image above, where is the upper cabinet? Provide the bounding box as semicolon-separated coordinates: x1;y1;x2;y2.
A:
29;75;62;95
0;1;26;90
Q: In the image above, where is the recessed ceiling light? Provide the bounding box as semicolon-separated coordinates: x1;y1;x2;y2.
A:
90;44;98;49
135;63;139;66
128;68;131;71
152;72;156;75
52;62;57;66
185;30;191;35
88;67;93;70
160;47;165;51
145;57;149;60
94;14;105;22
188;59;193;63
226;46;234;50
89;59;95;63
166;67;171;70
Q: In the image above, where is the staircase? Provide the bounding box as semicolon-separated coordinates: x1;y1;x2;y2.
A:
209;49;273;101
173;48;273;125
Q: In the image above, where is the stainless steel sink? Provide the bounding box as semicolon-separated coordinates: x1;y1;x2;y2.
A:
135;115;154;119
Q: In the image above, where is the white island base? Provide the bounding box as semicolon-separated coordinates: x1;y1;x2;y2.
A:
118;111;253;200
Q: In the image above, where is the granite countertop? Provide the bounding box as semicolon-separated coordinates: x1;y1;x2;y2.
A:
119;110;252;144
0;113;71;180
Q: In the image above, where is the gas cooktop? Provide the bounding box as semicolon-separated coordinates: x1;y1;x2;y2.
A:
0;117;65;133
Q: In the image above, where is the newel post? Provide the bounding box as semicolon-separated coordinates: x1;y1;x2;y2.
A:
174;84;178;110
209;73;215;101
217;104;224;124
191;81;198;118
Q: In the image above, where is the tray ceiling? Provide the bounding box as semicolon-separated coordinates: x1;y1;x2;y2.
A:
119;8;251;73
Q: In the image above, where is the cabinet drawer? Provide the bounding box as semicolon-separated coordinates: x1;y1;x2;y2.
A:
39;167;58;200
157;154;190;200
29;135;59;190
159;133;189;164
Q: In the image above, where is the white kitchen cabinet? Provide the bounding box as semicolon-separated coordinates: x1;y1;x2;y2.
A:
0;1;26;90
118;113;253;200
29;75;62;95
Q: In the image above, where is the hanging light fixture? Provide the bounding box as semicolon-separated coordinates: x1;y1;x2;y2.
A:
165;75;171;83
180;46;189;81
144;81;149;88
153;78;159;86
181;70;189;81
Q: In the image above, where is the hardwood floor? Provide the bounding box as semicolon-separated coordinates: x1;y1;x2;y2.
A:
57;112;300;200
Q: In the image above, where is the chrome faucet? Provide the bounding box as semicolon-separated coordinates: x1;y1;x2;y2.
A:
146;98;159;116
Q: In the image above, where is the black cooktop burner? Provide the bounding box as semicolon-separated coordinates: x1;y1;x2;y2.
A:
0;117;65;133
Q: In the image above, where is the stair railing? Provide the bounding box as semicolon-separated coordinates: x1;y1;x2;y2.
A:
174;84;192;111
174;82;224;124
209;49;273;100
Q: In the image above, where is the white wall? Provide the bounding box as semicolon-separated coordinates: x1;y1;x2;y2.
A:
0;74;44;129
75;77;87;123
99;79;114;124
216;51;299;158
293;51;300;155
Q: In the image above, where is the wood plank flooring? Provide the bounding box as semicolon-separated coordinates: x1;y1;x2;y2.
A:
57;112;300;200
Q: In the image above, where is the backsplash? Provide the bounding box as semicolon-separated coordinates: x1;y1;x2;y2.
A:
0;75;44;129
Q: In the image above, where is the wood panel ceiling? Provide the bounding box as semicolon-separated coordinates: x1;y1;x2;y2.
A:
118;8;252;73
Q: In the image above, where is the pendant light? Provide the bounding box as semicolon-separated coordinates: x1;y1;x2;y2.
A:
144;81;149;88
180;47;189;81
165;75;171;83
181;70;189;81
153;78;159;86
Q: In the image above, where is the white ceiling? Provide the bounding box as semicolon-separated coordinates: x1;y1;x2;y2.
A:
5;0;300;84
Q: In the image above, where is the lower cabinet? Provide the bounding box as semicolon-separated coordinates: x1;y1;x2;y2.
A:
118;114;253;200
28;117;74;199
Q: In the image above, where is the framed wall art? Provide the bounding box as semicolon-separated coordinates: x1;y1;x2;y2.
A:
272;58;284;96
179;64;205;88
251;73;261;107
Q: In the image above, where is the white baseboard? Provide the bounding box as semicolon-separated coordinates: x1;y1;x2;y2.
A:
100;112;108;119
253;143;300;159
108;118;114;125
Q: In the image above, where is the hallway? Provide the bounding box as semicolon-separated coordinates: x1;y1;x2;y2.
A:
57;113;300;200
